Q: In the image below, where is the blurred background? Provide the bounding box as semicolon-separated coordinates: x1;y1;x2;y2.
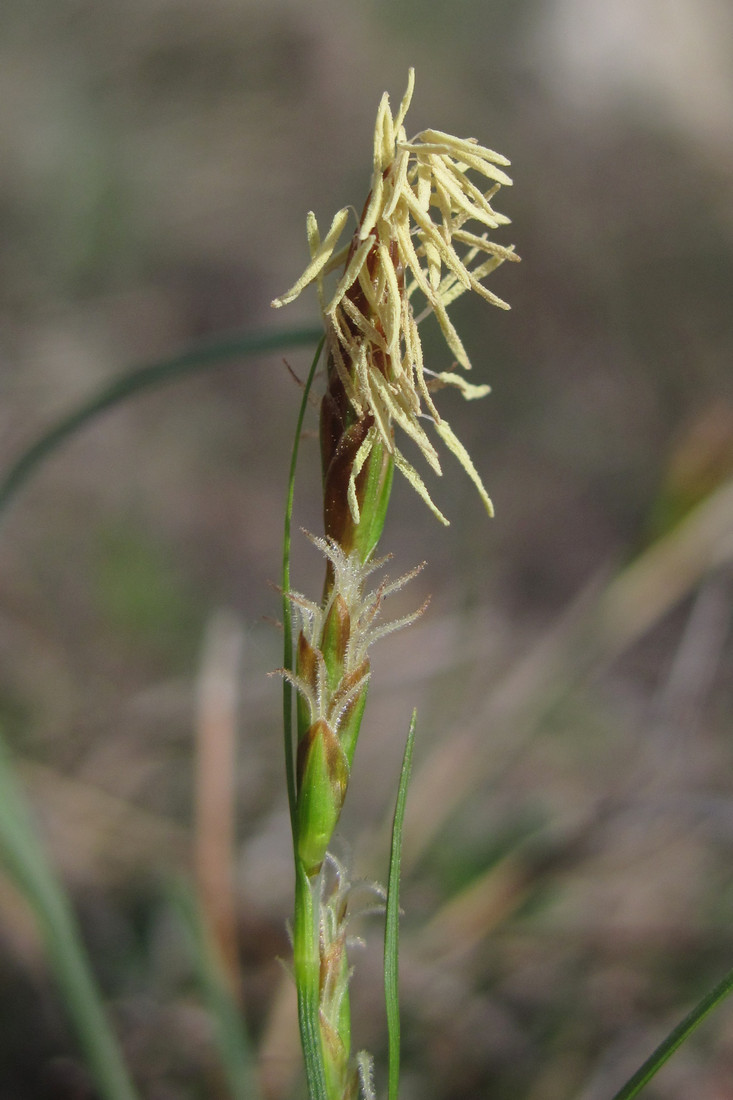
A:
1;0;733;1097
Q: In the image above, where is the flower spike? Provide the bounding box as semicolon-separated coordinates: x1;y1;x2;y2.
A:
279;71;520;1099
272;68;518;526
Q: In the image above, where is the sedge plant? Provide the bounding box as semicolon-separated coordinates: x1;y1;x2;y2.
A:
2;64;733;1100
272;68;519;1099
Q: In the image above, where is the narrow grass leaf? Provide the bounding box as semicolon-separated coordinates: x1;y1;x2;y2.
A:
171;882;261;1100
281;337;330;1100
0;324;323;522
0;733;140;1100
610;962;733;1100
385;709;417;1100
282;336;325;832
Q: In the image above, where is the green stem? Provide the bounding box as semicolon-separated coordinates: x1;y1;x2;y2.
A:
610;962;733;1100
0;324;323;522
293;861;328;1100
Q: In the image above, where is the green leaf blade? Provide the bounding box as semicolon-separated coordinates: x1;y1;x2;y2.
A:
385;709;417;1100
0;735;141;1100
172;882;261;1100
610;963;733;1100
0;324;323;522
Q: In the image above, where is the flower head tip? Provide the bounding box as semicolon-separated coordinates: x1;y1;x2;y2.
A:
273;68;519;524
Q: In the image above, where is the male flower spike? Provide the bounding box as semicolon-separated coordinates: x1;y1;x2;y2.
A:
272;67;519;532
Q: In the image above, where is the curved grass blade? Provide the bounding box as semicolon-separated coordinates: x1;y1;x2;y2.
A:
610;962;733;1100
0;324;323;521
0;733;140;1100
171;881;261;1100
280;336;327;1100
281;336;325;833
385;709;417;1100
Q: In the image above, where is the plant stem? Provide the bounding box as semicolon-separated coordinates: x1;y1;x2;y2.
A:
293;861;328;1100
